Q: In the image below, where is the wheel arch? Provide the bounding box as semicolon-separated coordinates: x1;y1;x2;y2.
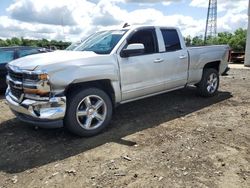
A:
64;79;118;107
203;61;221;72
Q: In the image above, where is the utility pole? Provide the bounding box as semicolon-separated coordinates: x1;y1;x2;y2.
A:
245;0;250;67
204;0;217;44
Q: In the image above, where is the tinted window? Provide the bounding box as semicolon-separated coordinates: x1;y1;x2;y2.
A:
128;29;158;54
161;29;181;52
0;50;14;64
19;49;39;58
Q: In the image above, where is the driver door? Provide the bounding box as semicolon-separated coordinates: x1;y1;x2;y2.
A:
117;28;166;101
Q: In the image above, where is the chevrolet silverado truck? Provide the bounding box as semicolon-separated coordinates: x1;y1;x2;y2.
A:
5;26;230;136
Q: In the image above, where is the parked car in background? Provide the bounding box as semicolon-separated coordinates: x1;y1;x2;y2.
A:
0;46;49;91
229;51;245;63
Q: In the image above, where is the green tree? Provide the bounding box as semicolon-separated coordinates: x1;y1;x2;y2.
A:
0;28;245;51
205;35;218;45
217;32;233;44
184;35;192;46
203;28;246;51
12;37;22;45
192;36;204;46
229;28;247;51
0;39;7;46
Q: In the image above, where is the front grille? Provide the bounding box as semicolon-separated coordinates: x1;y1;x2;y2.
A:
10;85;23;100
8;69;23;82
23;73;39;81
7;67;24;101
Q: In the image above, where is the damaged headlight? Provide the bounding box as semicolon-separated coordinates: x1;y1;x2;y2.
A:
23;70;51;98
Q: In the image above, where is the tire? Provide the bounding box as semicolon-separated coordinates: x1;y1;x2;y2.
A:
197;68;219;97
64;88;113;137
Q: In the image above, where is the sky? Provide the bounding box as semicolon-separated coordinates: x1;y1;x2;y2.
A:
0;0;248;41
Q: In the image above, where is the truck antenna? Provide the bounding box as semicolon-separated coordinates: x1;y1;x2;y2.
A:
123;23;130;28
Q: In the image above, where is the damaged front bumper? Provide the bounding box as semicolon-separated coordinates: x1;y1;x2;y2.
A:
5;88;66;128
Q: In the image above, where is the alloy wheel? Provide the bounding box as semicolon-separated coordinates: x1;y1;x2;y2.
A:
76;95;107;130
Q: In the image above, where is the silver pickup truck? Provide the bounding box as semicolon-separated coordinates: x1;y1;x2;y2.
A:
5;25;230;136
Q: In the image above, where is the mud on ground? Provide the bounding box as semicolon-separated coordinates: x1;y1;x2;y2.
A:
0;69;249;188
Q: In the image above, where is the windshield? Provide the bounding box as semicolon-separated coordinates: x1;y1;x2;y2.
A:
74;30;127;54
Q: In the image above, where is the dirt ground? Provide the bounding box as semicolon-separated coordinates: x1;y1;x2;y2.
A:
0;68;249;188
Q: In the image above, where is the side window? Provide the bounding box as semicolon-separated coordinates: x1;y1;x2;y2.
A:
0;51;15;64
127;29;158;54
19;49;39;58
161;29;181;52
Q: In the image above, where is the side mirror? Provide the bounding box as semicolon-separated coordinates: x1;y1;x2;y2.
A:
120;43;145;58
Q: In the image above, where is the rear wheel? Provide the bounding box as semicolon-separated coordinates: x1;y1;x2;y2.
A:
64;88;112;137
197;68;219;97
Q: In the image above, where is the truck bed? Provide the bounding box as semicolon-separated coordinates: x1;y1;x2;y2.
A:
187;45;230;84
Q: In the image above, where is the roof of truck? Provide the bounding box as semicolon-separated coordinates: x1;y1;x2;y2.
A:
122;25;179;30
98;25;179;32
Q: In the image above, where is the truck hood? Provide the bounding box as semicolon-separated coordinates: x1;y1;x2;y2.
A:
8;50;100;71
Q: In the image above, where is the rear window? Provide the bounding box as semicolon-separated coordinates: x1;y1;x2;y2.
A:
19;49;39;58
0;50;15;64
161;29;181;52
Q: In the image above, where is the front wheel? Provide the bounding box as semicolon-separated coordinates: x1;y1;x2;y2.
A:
64;88;113;137
196;68;219;97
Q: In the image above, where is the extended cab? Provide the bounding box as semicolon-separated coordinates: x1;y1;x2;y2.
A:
5;26;230;136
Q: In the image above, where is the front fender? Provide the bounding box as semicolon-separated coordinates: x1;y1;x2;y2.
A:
48;64;121;103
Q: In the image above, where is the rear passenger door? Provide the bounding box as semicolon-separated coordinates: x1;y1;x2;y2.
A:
160;28;189;89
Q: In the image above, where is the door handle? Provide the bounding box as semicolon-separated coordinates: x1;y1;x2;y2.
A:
154;59;164;63
179;55;187;59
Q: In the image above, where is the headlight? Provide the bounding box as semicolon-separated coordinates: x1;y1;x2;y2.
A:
23;70;49;82
23;70;51;97
38;73;49;81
